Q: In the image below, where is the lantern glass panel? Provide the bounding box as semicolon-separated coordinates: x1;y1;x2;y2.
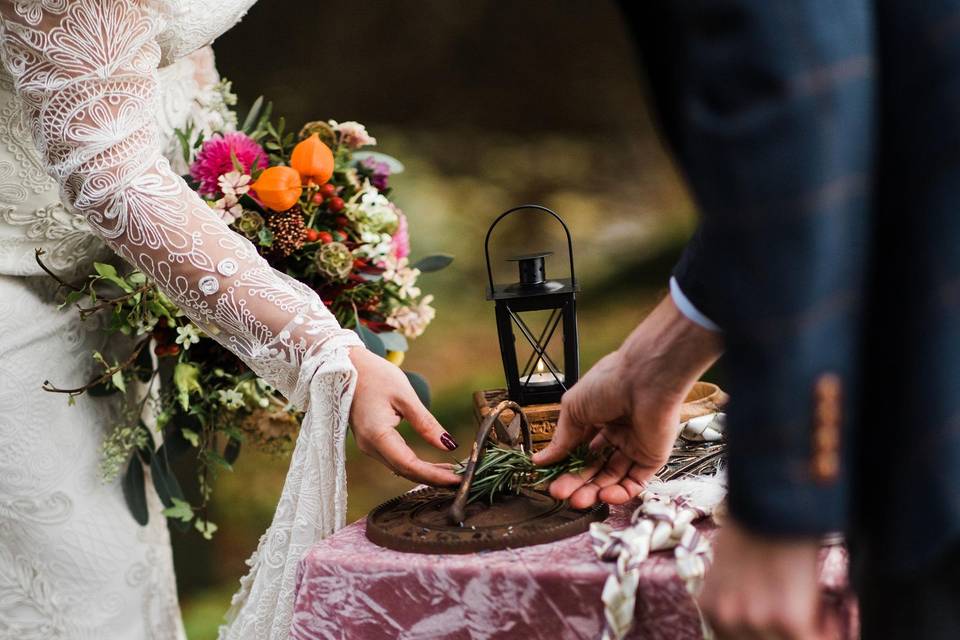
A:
511;308;567;389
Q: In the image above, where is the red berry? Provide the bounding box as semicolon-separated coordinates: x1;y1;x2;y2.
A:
327;196;345;213
333;230;347;242
154;344;166;356
305;228;321;242
317;231;333;243
318;183;338;199
311;193;324;205
335;216;349;227
168;345;181;356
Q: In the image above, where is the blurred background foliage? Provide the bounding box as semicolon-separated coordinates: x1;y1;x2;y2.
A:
177;1;696;636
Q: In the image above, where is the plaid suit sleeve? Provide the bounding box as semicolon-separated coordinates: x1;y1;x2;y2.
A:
622;0;875;536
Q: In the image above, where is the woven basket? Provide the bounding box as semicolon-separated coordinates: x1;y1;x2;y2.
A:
474;381;729;451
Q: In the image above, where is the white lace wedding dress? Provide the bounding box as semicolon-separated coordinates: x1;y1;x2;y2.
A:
0;1;363;638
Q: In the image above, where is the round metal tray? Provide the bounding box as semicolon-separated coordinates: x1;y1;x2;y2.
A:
366;486;608;554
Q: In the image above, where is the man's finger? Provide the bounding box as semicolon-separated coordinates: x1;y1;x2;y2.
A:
547;450;608;500
533;401;592;466
587;449;634;488
569;481;602;509
396;388;459;453
371;428;460;486
598;484;632;505
627;460;662;487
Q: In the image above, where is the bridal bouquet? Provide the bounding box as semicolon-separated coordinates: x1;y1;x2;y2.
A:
41;95;450;538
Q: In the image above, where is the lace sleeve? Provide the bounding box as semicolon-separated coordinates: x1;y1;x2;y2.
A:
0;0;362;405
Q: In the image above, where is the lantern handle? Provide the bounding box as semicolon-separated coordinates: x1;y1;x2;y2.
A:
448;400;533;526
484;204;575;294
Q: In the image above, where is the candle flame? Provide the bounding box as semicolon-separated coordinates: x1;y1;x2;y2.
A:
536;358;545;374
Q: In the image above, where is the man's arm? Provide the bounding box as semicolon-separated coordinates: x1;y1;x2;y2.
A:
621;0;875;537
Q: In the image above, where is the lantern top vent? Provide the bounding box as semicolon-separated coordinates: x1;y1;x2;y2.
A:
485;205;578;301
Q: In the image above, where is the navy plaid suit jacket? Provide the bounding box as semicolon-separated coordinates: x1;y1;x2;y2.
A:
619;0;960;573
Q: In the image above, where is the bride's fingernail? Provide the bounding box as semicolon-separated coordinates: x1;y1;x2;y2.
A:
440;433;459;451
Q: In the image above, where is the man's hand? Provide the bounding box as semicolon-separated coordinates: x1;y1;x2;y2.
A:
533;295;722;508
348;346;460;486
699;522;828;640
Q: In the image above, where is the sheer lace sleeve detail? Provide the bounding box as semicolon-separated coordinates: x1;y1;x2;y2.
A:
0;0;362;405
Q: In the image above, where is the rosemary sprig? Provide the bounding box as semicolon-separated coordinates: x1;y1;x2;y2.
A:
456;444;591;504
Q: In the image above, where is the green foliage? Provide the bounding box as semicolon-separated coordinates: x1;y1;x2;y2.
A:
174;362;202;411
122;454;149;526
404;371;431;409
355;321;386;357
457;444;589;504
412;254;454;273
163;497;194;522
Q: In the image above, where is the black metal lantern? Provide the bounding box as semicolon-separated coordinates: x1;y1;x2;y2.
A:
484;205;579;405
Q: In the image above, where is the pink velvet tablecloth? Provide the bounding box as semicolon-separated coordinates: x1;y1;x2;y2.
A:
291;503;858;640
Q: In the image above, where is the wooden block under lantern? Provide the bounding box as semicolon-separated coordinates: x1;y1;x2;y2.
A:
473;382;730;453
472;389;558;452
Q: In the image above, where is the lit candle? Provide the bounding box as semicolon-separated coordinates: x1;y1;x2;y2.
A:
522;358;564;387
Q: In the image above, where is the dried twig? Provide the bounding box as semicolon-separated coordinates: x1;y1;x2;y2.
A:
42;337;151;397
34;248;83;292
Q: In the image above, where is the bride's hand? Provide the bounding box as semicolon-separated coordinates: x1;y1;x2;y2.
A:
348;347;461;486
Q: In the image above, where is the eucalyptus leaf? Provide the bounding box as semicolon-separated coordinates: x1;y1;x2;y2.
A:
134;345;154;382
122;454;148;526
240;95;264;134
224;438;241;465
150;447;185;509
355;322;385;357
404;371;431;409
377;331;408;353
412;254;454;273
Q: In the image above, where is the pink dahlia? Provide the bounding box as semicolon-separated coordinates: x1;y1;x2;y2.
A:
391;211;410;260
190;132;268;196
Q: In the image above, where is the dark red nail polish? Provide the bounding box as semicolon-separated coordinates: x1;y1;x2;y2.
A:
440;433;458;451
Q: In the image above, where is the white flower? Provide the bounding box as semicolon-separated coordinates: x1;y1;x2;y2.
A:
135;314;158;336
328;120;377;149
175;324;201;349
380;256;422;299
217;388;245;410
218;171;251;197
353;231;393;261
345;180;398;235
387;295;436;339
211;194;243;224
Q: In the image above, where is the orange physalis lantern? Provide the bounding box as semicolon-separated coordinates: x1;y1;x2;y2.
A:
251;166;302;211
290;133;335;185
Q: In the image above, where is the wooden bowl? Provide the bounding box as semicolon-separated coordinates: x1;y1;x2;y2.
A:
678;381;729;423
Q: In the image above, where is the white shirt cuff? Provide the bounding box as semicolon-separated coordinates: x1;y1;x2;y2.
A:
670;276;721;332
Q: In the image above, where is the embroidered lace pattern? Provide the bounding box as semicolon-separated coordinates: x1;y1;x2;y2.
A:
0;2;361;637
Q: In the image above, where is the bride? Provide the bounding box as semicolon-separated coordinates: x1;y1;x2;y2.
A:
0;1;459;638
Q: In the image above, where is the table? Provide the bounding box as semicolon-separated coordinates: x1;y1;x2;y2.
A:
290;502;858;639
